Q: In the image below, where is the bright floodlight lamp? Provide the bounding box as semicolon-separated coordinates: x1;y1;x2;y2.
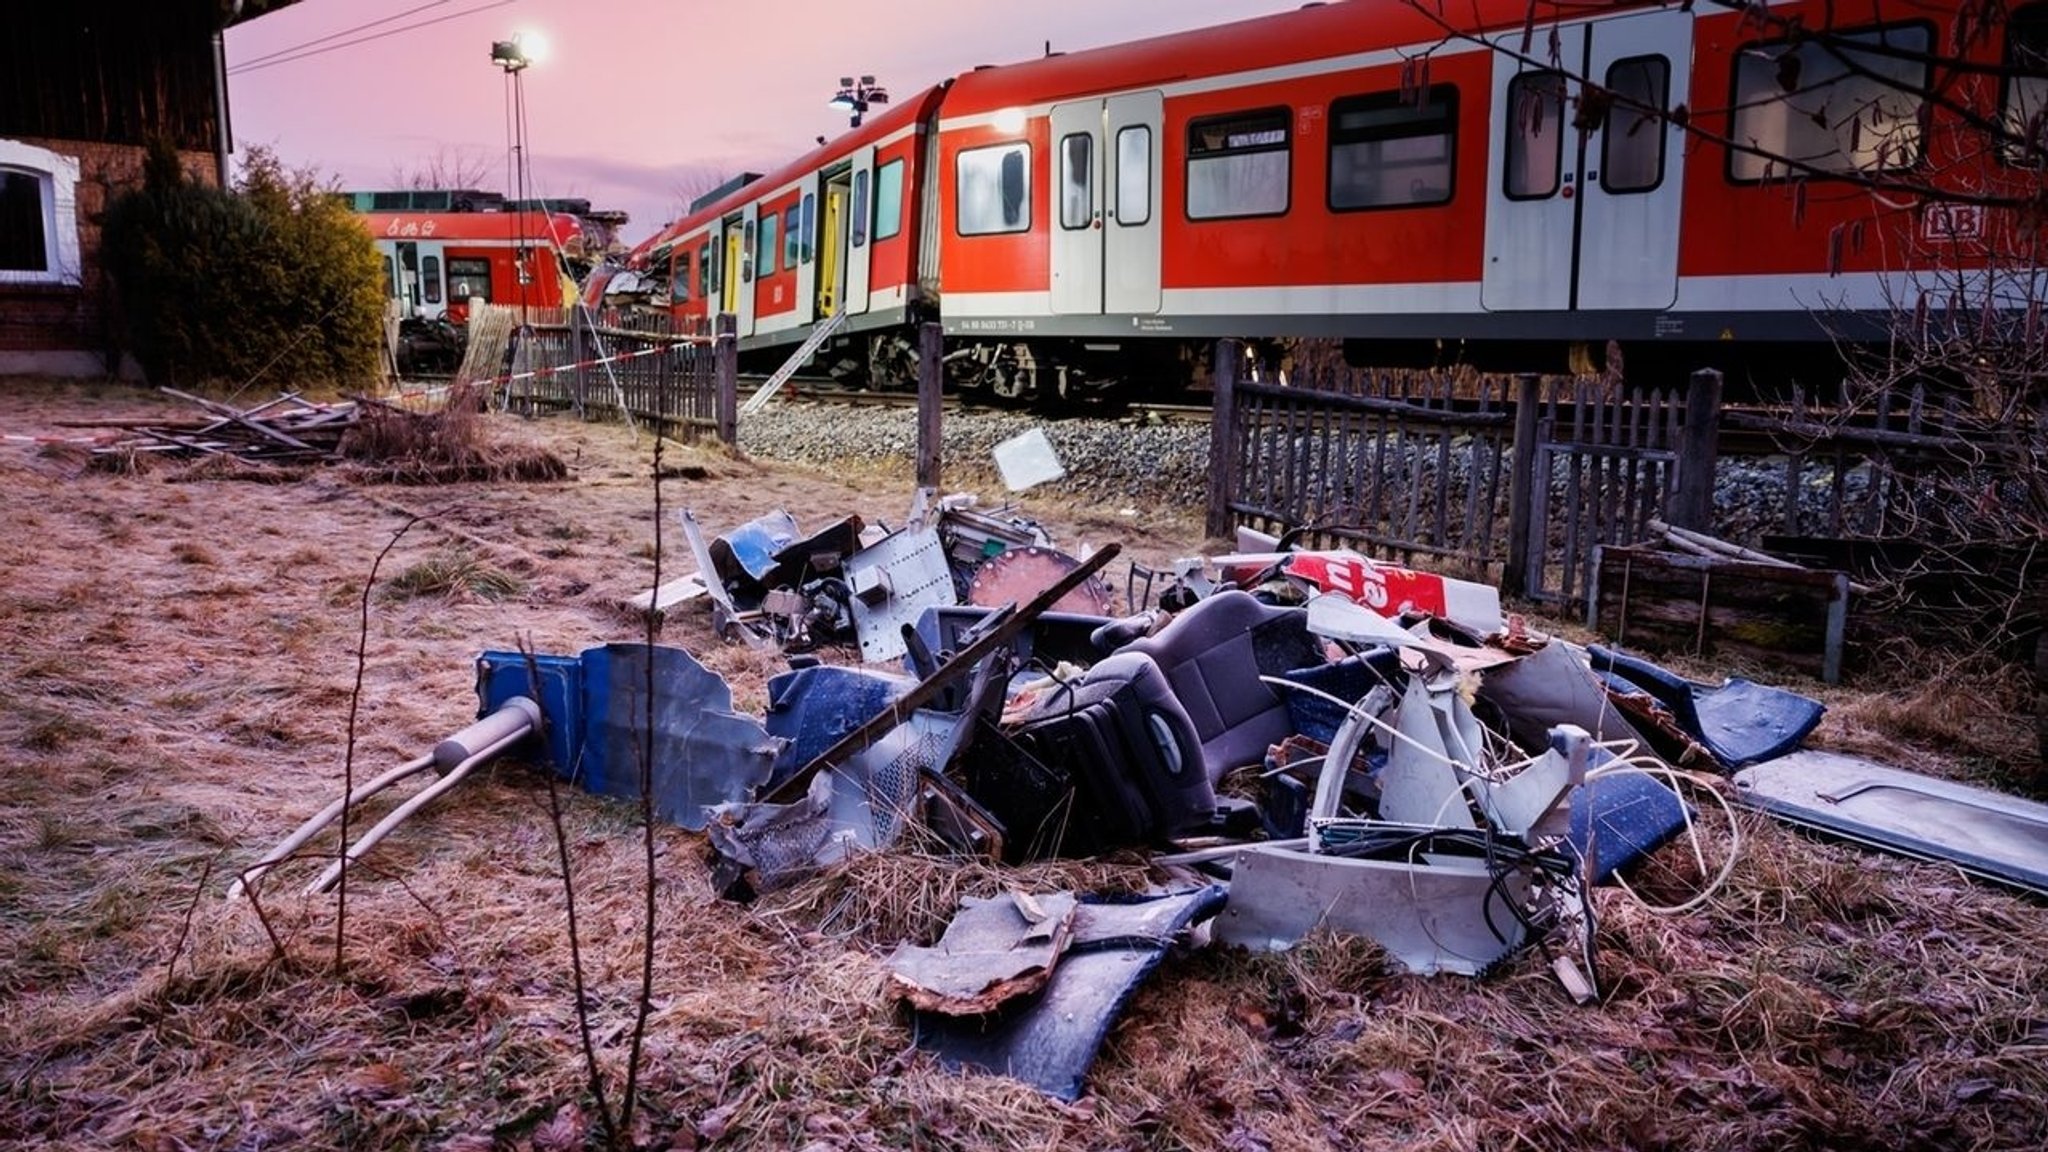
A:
490;39;528;72
829;74;889;128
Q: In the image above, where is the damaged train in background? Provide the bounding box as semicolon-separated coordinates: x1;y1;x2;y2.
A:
587;0;2048;401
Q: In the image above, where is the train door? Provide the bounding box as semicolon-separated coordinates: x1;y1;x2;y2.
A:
794;191;818;323
736;202;759;335
708;219;727;315
1481;9;1690;311
722;218;744;316
1051;92;1164;315
390;240;448;318
1050;100;1104;314
817;178;848;317
1576;11;1689;309
1104;91;1164;314
844;144;875;316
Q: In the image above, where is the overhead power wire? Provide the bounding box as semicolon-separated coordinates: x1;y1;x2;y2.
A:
227;0;519;76
229;0;466;70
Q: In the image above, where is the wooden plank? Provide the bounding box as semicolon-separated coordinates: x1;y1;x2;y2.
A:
621;572;709;615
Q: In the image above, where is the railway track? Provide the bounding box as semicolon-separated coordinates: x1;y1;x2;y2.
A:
738;378;1214;423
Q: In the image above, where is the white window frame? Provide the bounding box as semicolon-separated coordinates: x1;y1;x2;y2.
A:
0;139;82;287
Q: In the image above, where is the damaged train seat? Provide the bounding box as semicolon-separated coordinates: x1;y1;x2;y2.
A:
1122;590;1327;786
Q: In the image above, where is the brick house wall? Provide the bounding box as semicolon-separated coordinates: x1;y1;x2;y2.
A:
0;138;217;378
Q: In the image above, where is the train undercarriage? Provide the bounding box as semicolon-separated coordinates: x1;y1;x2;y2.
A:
750;321;1875;407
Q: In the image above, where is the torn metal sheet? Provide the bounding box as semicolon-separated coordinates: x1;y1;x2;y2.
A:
912;886;1227;1101
1476;640;1659;755
1590;646;1825;768
843;526;958;664
706;772;837;895
1374;677;1477;829
709;508;800;586
1479;725;1590;839
678;509;771;647
581;644;786;830
1733;750;2048;895
967;545;1114;616
887;891;1080;1014
832;706;974;849
1214;840;1530;975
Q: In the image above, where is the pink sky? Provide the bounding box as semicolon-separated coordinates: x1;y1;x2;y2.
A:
225;0;1301;246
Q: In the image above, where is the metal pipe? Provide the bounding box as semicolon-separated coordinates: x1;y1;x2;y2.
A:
306;723;532;895
230;697;541;899
227;754;433;900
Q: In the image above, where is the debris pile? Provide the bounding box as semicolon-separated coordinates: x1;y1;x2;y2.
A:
72;388;363;464
240;477;2048;1103
63;387;568;482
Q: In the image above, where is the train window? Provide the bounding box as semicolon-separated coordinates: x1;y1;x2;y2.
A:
421;255;442;304
1504;72;1567;200
670;252;689;304
381;255;396;300
1328;84;1457;210
1187;109;1290;219
1729;23;1932;181
957;142;1031;235
698;243;711;297
708;239;720;291
1060;132;1094;229
1116;126;1151;225
1601;57;1669;194
784;206;800;268
801;194;816;262
446;257;492;302
2003;3;2048;166
852;170;870;247
742;220;756;282
758;213;779;279
874;159;905;240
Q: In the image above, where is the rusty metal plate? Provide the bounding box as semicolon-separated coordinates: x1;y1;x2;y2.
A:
967;546;1113;616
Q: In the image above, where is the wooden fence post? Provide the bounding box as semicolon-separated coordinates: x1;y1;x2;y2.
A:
1502;372;1543;598
569;306;590;419
1670;368;1724;531
715;312;738;447
916;322;943;490
1206;338;1243;540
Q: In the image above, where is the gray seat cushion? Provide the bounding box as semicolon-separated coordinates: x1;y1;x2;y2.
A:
1125;590;1324;784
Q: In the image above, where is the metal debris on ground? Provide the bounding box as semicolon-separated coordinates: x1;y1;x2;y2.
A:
236;486;2048;1100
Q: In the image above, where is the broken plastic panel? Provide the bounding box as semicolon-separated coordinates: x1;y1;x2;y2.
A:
991;427;1066;491
911;886;1227;1100
1734;749;2048;895
1215;839;1535;976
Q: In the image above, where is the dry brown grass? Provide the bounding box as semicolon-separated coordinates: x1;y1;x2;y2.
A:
1;376;2044;1151
343;385;568;484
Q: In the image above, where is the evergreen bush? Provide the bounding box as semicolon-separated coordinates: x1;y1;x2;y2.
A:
102;142;384;390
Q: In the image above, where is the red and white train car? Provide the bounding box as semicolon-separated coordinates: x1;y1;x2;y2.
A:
363;210;582;325
627;85;948;369
615;0;2044;395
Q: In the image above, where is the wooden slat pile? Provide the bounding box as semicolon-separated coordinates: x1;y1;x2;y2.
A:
65;389;360;463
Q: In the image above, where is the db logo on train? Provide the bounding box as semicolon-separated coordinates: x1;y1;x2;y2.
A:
1281;553;1451;620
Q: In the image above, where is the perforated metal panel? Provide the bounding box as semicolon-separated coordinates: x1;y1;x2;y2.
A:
843;528;957;664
